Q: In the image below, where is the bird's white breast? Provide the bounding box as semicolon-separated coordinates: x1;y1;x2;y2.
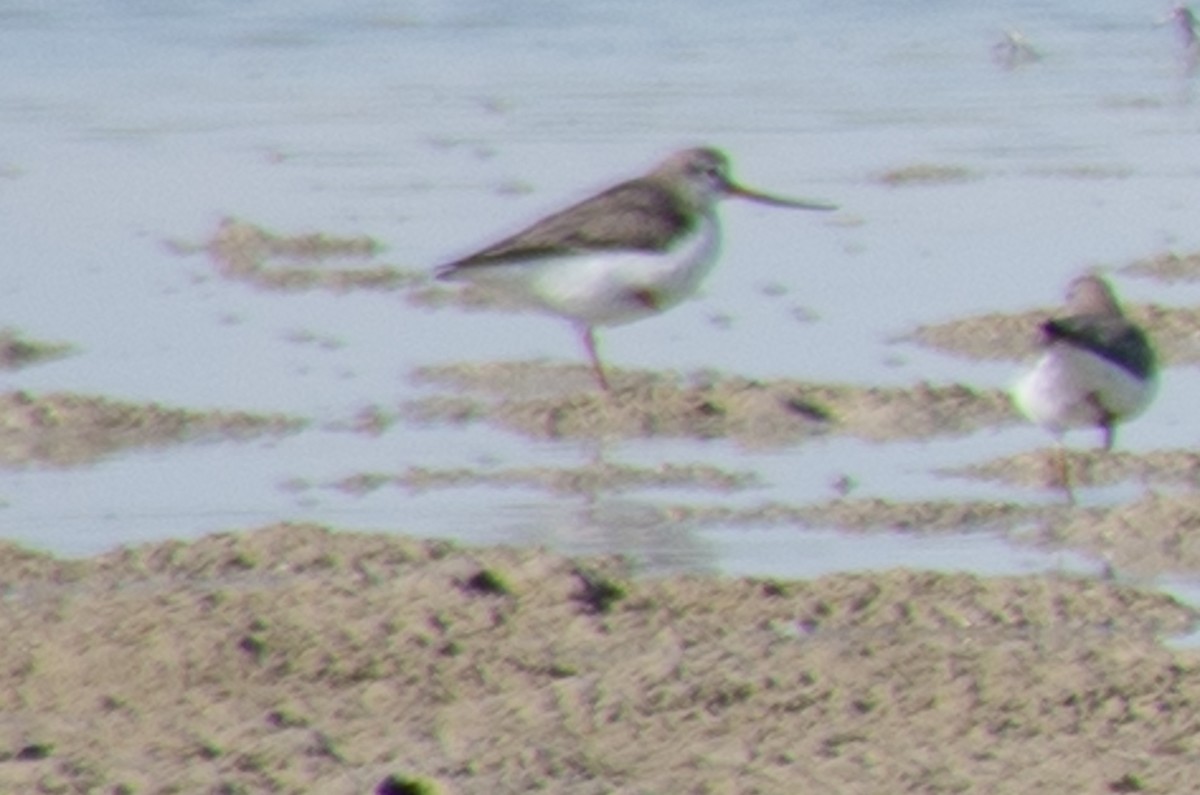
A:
1013;343;1156;435
526;213;722;327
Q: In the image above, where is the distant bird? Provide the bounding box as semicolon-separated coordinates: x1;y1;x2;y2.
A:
1012;275;1158;500
434;147;835;391
992;29;1041;70
1162;4;1200;73
1165;4;1199;46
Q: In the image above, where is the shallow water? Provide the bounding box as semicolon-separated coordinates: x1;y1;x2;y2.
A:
2;0;1199;589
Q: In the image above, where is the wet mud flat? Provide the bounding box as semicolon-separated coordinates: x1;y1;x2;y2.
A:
175;223;1200;583
0;524;1198;794
2;227;1200;791
0;391;300;468
0;326;301;468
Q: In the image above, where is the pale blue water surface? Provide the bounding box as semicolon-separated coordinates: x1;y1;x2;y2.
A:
0;0;1197;586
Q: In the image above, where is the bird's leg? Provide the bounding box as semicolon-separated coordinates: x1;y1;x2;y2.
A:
579;326;611;392
1055;443;1076;506
1085;392;1117;451
1101;421;1115;452
1100;414;1117;452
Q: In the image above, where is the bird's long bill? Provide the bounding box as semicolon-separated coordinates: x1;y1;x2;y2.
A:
727;183;837;211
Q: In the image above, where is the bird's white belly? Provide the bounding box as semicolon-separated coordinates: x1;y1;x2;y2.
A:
526;218;722;327
1012;344;1156;435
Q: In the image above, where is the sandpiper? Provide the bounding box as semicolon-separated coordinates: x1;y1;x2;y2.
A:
1166;4;1199;49
434;147;835;391
1165;4;1200;72
1012;274;1158;501
992;29;1041;70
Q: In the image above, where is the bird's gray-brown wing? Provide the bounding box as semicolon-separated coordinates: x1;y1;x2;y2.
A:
1042;314;1156;380
436;179;692;278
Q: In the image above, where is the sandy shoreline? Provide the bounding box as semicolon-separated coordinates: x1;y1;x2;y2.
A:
1;523;1197;794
